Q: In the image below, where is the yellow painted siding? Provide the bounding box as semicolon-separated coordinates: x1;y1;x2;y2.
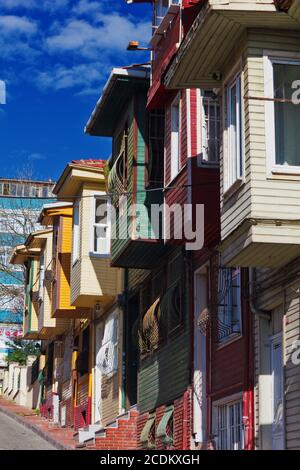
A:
38;232;70;337
59;215;75;311
70;183;118;308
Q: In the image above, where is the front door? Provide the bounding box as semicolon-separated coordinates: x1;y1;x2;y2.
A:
125;294;139;409
94;322;103;423
271;333;284;450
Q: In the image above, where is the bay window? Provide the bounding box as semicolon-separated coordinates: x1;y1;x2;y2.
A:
225;74;244;190
265;56;300;172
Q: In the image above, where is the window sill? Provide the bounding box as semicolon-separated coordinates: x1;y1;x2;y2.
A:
223;178;244;202
216;332;242;350
196;156;219;169
89;252;111;259
268;165;300;178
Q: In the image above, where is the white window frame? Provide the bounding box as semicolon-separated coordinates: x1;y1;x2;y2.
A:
212;393;244;450
264;51;300;176
38;251;45;301
170;93;181;182
224;71;244;192
72;200;80;265
90;193;111;258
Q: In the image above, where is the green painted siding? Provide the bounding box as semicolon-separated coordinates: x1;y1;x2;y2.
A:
137;274;190;413
111;93;163;266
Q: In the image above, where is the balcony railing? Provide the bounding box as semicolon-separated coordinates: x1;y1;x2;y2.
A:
108;151;127;207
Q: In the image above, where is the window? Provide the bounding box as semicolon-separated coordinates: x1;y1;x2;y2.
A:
78;326;90;377
201;91;221;164
72;201;80;264
23;184;30;197
213;399;244;450
225;74;243;190
170;95;181;181
38;252;45;300
265;57;300;172
217;266;242;342
148;110;165;187
92;196;111;256
3;183;10;195
97;312;118;377
153;0;180;27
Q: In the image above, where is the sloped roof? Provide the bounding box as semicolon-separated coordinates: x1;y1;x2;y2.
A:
71;159;106;169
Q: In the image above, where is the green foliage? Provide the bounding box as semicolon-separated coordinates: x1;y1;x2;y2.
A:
6;338;40;365
103;161;110;178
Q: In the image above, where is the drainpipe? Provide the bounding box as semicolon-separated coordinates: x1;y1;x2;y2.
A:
249;268;271;320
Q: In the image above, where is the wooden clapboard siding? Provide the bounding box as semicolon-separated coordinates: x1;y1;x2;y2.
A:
220;30;300;266
138;275;190;413
101;374;120;426
58;215;74;311
284;281;300;449
254;258;300;449
38;232;70;337
128;269;149;293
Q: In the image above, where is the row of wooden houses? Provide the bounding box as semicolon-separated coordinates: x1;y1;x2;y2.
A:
8;0;300;450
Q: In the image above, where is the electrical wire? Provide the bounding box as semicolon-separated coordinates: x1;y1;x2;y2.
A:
0;180;219;200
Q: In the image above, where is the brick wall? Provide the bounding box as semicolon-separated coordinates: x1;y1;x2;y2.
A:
137;388;192;450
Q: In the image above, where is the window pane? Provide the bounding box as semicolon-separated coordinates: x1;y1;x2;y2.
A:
95;198;108;224
23;184;30;197
94;227;109;254
171;100;180;179
274;63;300;166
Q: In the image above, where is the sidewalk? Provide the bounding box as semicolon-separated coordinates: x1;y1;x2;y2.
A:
0;397;76;450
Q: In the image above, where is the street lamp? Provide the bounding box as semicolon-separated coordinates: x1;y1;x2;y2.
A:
127;41;153;51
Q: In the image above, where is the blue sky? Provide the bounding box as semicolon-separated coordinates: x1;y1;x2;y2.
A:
0;0;151;182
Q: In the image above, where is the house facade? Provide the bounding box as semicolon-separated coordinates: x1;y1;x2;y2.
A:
164;0;300;450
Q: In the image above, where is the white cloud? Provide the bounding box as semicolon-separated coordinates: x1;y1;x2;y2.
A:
72;0;102;16
46;14;150;54
0;0;69;10
0;0;37;8
36;62;105;93
0;15;38;35
0;2;152;95
28;152;46;161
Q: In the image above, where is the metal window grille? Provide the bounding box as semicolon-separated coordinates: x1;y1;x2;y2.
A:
217;266;241;341
202;92;220;163
217;400;244;450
